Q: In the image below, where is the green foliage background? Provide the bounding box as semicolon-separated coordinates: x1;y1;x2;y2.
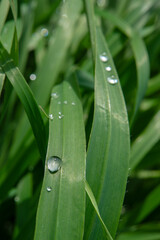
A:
0;0;160;239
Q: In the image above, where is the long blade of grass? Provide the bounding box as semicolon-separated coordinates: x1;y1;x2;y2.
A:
85;181;113;240
0;0;10;34
0;67;5;97
117;232;160;240
34;75;86;240
0;42;47;160
31;0;83;107
84;1;130;238
136;184;160;223
95;9;150;124
130;111;160;170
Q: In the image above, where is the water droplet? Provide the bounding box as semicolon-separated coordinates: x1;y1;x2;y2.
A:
51;92;59;98
59;115;64;119
30;73;36;81
107;75;118;85
64;100;67;104
14;196;20;202
47;156;62;173
40;28;49;37
47;187;52;192
49;114;54;120
97;0;106;7
105;66;112;72
99;52;108;62
71;102;76;106
58;101;61;104
59;112;62;115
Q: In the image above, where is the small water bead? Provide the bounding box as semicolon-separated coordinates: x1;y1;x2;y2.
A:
40;28;49;37
97;0;106;7
51;92;59;98
99;52;108;63
58;101;61;104
47;156;62;173
105;66;112;72
47;187;52;192
14;196;20;202
59;115;64;119
107;75;118;85
71;102;76;106
59;112;62;115
30;73;36;81
64;100;67;104
49;114;54;120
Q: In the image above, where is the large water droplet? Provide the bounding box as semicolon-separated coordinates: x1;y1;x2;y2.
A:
105;66;112;72
49;114;54;120
40;28;49;37
107;75;118;85
47;187;52;192
99;52;108;62
47;156;62;173
30;73;36;81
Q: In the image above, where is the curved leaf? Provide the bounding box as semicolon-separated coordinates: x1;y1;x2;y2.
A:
34;75;86;240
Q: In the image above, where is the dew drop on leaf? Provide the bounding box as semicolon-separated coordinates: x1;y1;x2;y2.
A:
47;156;62;173
46;187;52;192
107;75;118;85
99;52;108;62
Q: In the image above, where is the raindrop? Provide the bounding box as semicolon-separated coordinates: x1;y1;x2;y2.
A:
59;115;64;119
97;0;106;7
51;92;59;98
47;156;62;173
58;101;61;104
105;66;112;72
14;196;20;202
99;52;108;62
30;73;36;81
49;114;54;120
64;100;67;104
71;102;76;106
58;112;62;115
47;187;52;192
107;75;118;85
40;28;49;37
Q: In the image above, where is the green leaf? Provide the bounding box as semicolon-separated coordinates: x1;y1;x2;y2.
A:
0;67;5;97
84;1;130;238
13;173;33;238
136;184;160;223
0;0;10;35
95;9;150;123
117;232;160;240
34;75;86;240
130;111;160;170
31;0;83;107
85;181;113;240
0;42;47;160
